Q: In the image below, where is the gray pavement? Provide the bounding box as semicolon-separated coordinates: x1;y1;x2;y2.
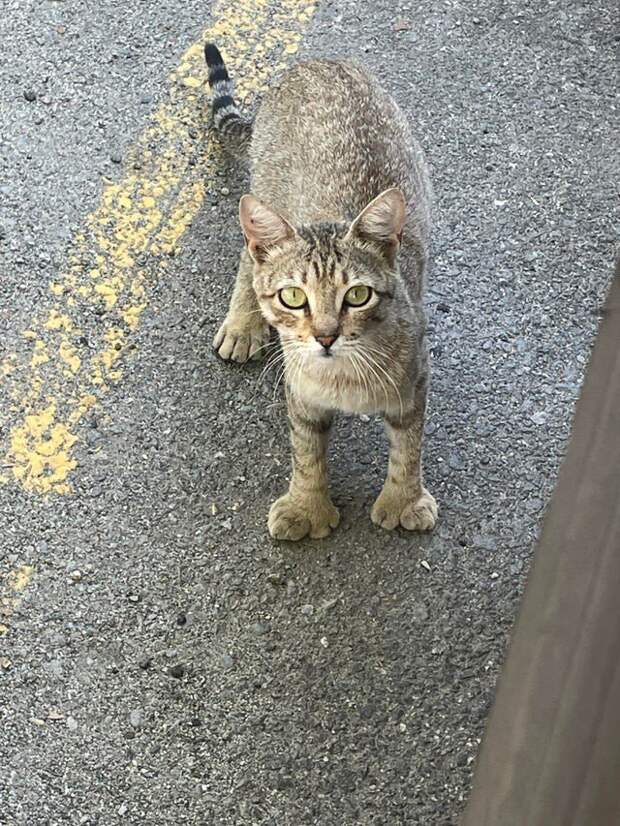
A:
1;0;618;824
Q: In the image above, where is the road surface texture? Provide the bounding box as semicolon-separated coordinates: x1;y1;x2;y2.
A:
0;0;617;824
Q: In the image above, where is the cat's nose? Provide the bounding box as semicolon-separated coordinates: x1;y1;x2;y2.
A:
316;334;338;350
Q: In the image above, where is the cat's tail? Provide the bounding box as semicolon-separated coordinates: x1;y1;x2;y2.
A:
204;43;252;158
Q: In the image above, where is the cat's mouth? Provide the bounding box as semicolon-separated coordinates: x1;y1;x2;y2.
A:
304;341;341;361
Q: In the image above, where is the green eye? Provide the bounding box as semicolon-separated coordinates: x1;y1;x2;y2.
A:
344;285;372;307
279;286;308;309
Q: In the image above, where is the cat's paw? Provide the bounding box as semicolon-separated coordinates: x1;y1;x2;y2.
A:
268;492;340;541
371;486;438;532
213;314;270;363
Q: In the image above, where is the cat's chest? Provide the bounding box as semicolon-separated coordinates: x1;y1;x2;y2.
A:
289;365;402;417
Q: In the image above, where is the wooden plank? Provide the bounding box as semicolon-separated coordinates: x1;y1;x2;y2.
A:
461;258;620;826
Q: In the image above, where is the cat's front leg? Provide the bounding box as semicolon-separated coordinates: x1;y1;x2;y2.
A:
268;391;339;541
213;249;270;362
371;379;438;532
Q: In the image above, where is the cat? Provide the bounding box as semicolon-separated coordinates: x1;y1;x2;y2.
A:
204;43;438;541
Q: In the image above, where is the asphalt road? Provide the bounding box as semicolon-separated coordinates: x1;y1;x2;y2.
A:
0;1;617;824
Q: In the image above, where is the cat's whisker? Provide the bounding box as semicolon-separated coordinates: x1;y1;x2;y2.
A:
347;351;364;397
356;353;372;409
359;343;405;420
251;343;298;405
287;353;311;419
256;357;285;391
272;366;288;401
284;350;300;392
272;344;299;402
257;338;296;383
251;338;278;358
250;362;285;406
350;350;372;409
356;348;391;413
258;347;287;380
350;347;377;400
366;361;389;410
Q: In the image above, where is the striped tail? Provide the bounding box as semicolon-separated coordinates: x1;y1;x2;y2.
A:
204;43;252;158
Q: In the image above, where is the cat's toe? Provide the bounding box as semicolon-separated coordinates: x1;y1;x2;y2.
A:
213;318;269;363
309;504;340;538
268;494;339;541
268;495;311;541
370;497;401;530
371;487;438;532
400;490;438;531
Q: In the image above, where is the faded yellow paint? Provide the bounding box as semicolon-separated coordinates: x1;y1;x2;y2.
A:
121;303;145;331
44;309;76;334
30;341;49;369
59;341;81;375
94;278;123;310
8;565;35;594
9;403;78;493
68;394;97;425
152;180;205;254
0;0;317;495
1;355;16;377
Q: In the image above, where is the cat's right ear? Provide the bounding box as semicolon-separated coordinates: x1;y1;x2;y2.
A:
346;188;407;265
239;195;295;263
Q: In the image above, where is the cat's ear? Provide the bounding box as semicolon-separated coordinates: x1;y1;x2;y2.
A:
346;188;407;263
239;194;295;263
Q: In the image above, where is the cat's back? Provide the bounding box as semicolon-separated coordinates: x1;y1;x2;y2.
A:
250;59;431;246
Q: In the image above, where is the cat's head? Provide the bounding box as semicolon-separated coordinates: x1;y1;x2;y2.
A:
239;188;406;366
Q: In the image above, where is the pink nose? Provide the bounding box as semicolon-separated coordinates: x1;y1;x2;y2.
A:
316;334;337;349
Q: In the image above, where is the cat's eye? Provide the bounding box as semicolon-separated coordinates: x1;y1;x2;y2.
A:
279;286;308;309
343;285;372;307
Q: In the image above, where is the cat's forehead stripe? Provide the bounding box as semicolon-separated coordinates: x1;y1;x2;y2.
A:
303;252;343;284
295;226;349;282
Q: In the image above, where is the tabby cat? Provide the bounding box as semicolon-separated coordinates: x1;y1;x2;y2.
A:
204;43;438;540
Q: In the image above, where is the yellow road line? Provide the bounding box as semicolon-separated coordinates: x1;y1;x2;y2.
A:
0;0;316;495
0;565;35;637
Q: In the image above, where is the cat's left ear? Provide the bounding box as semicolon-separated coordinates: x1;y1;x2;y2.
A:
346;188;406;263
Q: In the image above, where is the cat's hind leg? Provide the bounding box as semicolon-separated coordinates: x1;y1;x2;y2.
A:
213;249;270;362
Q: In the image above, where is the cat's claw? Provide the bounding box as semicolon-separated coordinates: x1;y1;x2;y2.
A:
371;487;438;532
268;492;340;541
213;316;270;363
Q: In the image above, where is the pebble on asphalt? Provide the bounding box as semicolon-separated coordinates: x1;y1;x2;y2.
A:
129;709;144;728
251;622;269;635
